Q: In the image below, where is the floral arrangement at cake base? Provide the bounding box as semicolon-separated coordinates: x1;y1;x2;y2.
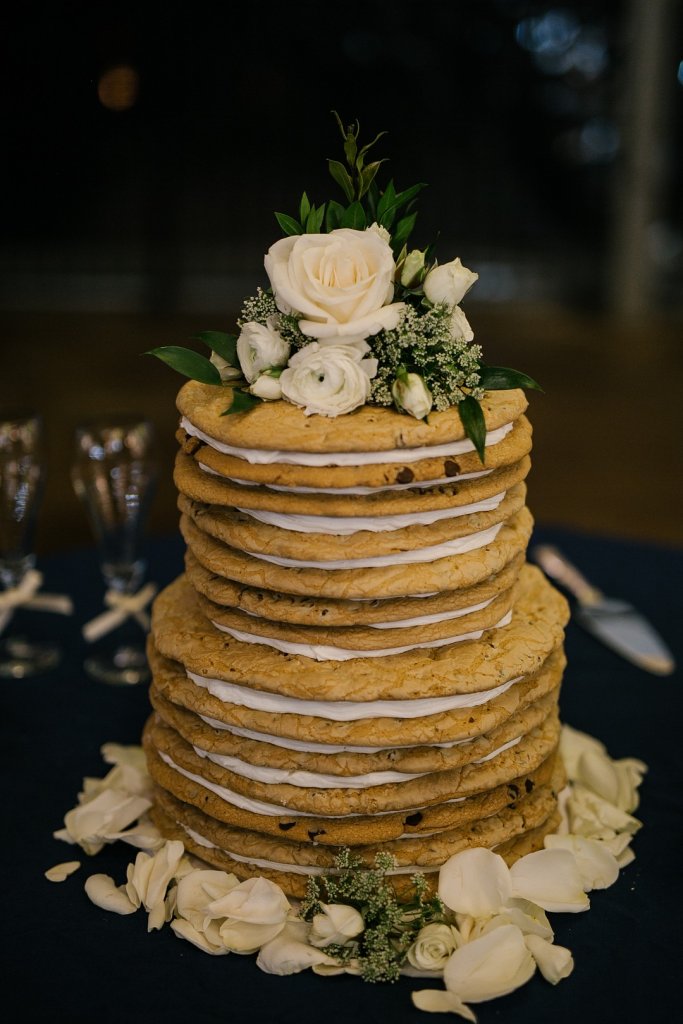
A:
49;726;645;1022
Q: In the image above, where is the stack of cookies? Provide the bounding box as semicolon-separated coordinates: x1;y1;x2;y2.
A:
144;380;569;899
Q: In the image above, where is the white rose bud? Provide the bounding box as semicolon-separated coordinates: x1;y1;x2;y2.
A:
400;249;426;288
309;903;365;948
392;372;432;420
407;923;461;971
209;351;241;382
450;305;474;342
236;319;290;383
423;258;478;308
250;373;283;401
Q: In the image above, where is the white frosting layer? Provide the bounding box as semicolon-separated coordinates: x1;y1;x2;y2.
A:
235;492;505;535
181;416;513;466
160;751;465;818
181;826;439;875
237;596;494;633
186;669;522;721
226;469;492;494
239;522;502;569
193;736;521;789
210;611;512;661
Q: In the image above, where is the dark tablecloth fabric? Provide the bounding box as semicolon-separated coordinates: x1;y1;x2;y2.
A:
4;527;682;1024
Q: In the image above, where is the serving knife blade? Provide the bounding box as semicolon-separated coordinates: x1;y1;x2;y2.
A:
531;545;675;676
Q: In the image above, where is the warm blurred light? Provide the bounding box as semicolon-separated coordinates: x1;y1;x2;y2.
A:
97;65;139;112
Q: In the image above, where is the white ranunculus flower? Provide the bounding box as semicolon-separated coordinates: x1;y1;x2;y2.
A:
309;903;365;948
450;305;474;342
209;351;242;382
423;258;478;308
279;342;377;417
438;848;512;918
250;373;283;401
407;923;462;971
236;319;290;383
392;372;433;420
264;228;405;345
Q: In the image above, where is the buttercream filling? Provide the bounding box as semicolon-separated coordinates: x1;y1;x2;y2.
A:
181;825;439;875
192;736;522;788
224;469;492;494
159;751;465;818
237;522;503;569
185;670;523;721
181;416;513;466
233;493;505;535
209;611;512;661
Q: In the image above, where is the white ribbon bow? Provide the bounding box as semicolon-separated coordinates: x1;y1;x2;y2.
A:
83;582;158;643
0;569;74;635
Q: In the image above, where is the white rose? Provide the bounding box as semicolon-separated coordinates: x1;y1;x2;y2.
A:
391;372;432;420
209;351;241;382
423;258;478;307
236;319;290;383
264;228;405;346
407;923;461;971
450;304;474;341
279;342;377;417
368;221;391;244
250;373;282;401
309;903;365;948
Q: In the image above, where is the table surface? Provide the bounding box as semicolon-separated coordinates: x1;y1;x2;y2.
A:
4;527;682;1024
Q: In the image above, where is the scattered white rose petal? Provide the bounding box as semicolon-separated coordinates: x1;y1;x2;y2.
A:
313;958;362;977
208;876;291;925
45;860;81;882
176;869;240;933
438;848;512;917
171;917;228;955
560;725;607;778
444;924;536;1003
412;988;476;1021
309;903;365;948
544;835;619;891
510;849;590;913
616;846;636;869
58;789;152;855
100;742;148;773
84;874;137;915
219;918;287;954
472;901;553;942
568;784;642;837
126;840;185;912
257;919;338;975
524;934;574;984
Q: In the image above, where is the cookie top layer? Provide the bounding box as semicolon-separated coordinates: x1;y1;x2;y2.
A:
176;381;528;453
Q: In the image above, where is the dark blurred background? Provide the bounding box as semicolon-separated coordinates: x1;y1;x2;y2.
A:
2;0;682;552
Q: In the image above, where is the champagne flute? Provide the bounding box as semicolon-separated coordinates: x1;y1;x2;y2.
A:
0;412;61;677
72;417;157;685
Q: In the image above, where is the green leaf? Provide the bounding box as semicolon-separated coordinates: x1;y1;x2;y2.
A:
458;395;487;463
343;126;358;168
366;179;379;221
306;204;326;233
145;346;221;385
391;212;417;255
299;192;311;225
356;131;387;171
274;212;302;236
380;182;427;227
328;159;355;202
220;389;261;416
377;179;397;225
478;365;544;392
325;200;345;231
359;160;385;198
341;201;367;229
194;331;237;365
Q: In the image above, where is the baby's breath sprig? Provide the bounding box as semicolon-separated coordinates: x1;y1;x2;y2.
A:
300;849;445;984
238;288;309;352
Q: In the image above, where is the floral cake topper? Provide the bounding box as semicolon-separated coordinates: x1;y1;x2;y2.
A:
149;115;540;459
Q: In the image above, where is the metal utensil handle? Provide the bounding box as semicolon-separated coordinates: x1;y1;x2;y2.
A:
531;545;603;605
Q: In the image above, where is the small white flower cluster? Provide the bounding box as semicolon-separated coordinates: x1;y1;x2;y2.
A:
53;725;645;1020
212;226;482;420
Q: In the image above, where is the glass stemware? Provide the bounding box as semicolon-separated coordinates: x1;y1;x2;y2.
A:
0;412;61;677
72;417;157;685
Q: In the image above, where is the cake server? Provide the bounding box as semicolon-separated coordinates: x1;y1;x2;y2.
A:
532;545;675;676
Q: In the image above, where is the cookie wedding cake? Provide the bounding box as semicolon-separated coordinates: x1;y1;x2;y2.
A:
143;119;569;900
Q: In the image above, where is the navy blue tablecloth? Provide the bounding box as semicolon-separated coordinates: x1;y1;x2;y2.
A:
4;527;682;1024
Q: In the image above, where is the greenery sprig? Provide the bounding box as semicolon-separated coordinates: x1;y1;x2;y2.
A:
145;331;260;415
300;848;445;983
